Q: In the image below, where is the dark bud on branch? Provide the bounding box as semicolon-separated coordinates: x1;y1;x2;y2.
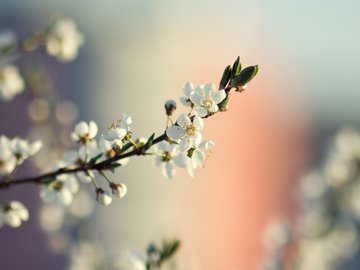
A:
164;99;177;116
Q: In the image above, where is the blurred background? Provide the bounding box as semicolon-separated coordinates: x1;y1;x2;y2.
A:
1;0;360;269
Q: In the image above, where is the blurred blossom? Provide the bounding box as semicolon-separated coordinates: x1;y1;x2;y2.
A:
28;98;51;122
68;188;95;219
300;170;327;201
45;18;84;62
48;232;71;255
262;127;360;269
69;241;104;270
263;217;292;252
55;100;79;125
39;203;65;233
0;201;29;228
0;65;24;101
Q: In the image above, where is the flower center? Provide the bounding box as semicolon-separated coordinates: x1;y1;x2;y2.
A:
162;151;172;162
0;160;5;169
186;124;196;136
79;133;92;144
202;99;212;109
51;181;64;191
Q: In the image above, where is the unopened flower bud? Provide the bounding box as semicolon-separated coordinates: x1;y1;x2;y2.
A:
219;105;229;112
95;188;112;205
237;84;247;92
109;182;127;198
164;99;177;116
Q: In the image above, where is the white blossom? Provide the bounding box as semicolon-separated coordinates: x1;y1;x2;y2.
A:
166;114;204;152
40;168;79;206
46;18;84;62
96;188;112;205
0;201;29;228
0;65;24;101
179;81;194;107
0;135;16;175
153;141;190;179
110;182;127;198
103;114;132;149
98;137;130;166
190;82;226;117
71;121;98;144
263;218;292;252
9;137;42;164
64;142;99;183
187;140;214;177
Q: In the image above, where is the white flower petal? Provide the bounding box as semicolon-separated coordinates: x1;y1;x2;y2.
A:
99;137;112;152
70;132;79;141
192;150;206;168
179;137;191;152
154;156;163;166
194;106;208;117
166;126;184;141
203;83;215;97
176;114;191;127
75;121;89;137
179;96;191;106
199;140;215;150
193;116;204;130
183;81;194;97
40;187;57;203
59;189;73;206
190;92;202;106
187;165;195;178
9;201;29;221
173;153;190;168
192;131;202;147
28;140;42;156
163;162;175;179
96;189;112;205
76;172;91;183
213;89;226;104
66;175;80;193
4;211;21;228
208;102;219;113
88;121;98;139
158;141;171;152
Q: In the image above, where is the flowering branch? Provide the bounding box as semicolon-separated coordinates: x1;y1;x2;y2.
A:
0;133;167;188
0;17;258;231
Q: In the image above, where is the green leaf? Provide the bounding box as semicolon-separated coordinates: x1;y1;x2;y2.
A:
231;56;242;78
231;65;258;87
159;239;181;262
88;153;103;166
219;65;232;89
141;133;156;154
218;94;230;111
102;163;122;173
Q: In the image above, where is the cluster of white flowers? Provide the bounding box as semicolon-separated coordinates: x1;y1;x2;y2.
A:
180;82;226;116
45;18;84;62
39;118;130;208
154;81;224;179
0;200;29;228
0;65;24;101
261;127;360;270
0;135;42;175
